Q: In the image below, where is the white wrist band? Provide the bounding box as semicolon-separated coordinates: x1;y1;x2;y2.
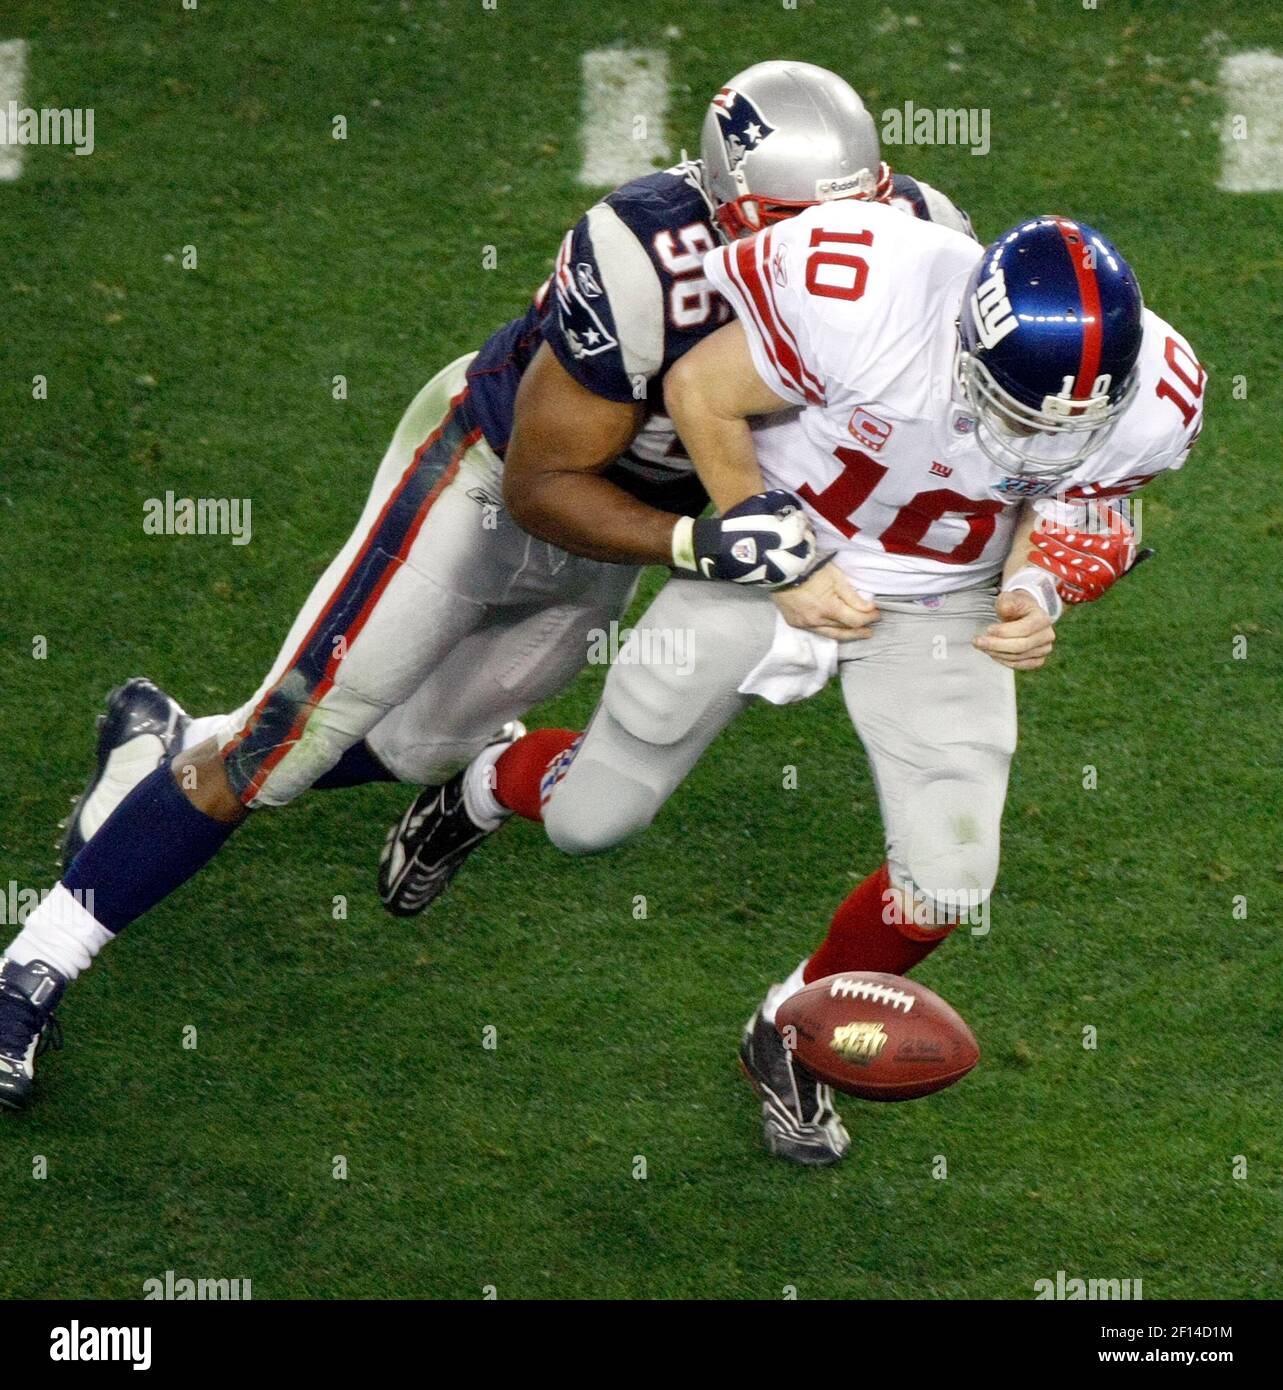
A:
1004;565;1064;623
671;515;697;571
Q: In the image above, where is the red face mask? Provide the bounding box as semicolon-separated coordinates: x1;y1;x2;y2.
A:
713;162;895;239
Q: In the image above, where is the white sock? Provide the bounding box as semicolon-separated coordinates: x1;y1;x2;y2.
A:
180;714;227;752
462;742;512;830
5;883;114;981
762;958;809;1025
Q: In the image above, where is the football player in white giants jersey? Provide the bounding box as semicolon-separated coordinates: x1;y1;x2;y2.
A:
0;62;974;1112
448;208;1204;1164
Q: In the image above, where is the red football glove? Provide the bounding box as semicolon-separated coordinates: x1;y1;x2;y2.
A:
1029;506;1137;605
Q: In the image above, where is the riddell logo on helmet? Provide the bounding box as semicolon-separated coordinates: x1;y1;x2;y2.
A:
816;170;875;199
710;87;776;171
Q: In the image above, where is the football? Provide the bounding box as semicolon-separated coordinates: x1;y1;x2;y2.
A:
775;972;979;1101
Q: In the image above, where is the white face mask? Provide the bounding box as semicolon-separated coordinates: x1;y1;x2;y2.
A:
956;349;1138;481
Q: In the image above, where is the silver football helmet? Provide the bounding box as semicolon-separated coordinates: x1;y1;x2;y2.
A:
700;61;889;239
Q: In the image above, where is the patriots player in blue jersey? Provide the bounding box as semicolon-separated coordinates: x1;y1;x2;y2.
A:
1;61;972;1112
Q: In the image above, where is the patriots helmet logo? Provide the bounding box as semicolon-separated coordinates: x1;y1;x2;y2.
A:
711;86;776;172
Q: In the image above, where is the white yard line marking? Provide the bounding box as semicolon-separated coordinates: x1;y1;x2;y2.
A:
579;48;670;187
0;38;29;182
1218;50;1283;192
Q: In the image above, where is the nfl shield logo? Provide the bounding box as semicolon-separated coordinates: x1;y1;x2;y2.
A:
732;537;758;565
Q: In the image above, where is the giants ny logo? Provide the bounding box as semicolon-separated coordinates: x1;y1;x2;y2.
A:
710;87;776;171
970;268;1018;349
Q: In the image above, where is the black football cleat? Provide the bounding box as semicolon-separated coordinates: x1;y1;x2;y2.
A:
60;677;190;870
378;722;525;917
0;958;68;1112
740;997;851;1166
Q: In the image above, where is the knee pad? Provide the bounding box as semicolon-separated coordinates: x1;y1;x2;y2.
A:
895;777;1001;927
543;757;658;856
600;582;772;747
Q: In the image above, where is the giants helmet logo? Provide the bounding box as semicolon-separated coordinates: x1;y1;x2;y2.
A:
710;87;776;171
970;268;1019;350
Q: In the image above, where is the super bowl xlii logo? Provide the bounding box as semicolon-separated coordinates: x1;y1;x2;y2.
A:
830;1020;889;1066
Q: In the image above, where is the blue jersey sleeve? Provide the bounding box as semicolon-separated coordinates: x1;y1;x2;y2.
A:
890;173;977;241
541;217;649;403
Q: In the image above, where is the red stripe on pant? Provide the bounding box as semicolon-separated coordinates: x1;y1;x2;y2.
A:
225;393;479;805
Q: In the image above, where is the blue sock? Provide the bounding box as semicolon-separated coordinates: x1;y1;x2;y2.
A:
63;761;240;933
311;739;397;790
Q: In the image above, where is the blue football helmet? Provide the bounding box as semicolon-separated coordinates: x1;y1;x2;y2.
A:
956;217;1144;481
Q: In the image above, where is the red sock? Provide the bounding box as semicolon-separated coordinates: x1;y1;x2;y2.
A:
802;863;957;982
492;728;581;821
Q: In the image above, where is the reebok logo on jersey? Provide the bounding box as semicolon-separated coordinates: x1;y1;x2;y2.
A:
554;230;618;360
971;268;1018;349
772;243;788;287
575;262;603;298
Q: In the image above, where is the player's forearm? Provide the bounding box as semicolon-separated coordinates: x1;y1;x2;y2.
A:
1000;501;1063;623
1001;502;1043;584
669;407;766;516
664;322;793;513
504;469;683;566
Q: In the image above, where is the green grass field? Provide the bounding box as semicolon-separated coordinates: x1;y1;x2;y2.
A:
1;0;1280;1300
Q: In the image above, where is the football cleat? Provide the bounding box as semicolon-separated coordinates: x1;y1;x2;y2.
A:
740;993;851;1166
0;958;68;1112
378;722;525;917
60;677;190;870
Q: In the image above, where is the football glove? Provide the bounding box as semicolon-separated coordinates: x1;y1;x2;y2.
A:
671;489;821;590
1029;506;1144;605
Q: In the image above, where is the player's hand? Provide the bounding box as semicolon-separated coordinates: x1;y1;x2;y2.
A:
972;588;1056;670
771;560;880;642
1028;508;1137;604
674;490;819;588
